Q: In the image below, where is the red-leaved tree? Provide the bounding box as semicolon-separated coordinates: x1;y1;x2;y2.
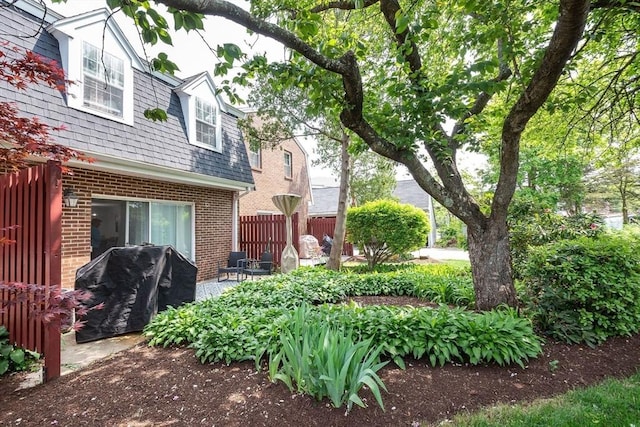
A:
0;41;89;171
0;42;98;334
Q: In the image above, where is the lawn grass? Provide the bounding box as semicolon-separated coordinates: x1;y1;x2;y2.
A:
440;259;471;268
444;371;640;426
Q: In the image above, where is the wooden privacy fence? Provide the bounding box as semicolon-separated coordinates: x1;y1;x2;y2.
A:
0;161;62;381
239;213;299;267
306;216;354;256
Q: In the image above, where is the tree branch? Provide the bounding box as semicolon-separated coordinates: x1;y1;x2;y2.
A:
493;0;590;219
311;0;380;13
157;0;348;74
591;0;640;12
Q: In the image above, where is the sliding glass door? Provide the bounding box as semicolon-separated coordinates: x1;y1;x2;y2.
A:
93;198;194;261
148;203;193;258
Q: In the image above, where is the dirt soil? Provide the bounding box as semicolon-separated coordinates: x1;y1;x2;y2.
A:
1;297;639;427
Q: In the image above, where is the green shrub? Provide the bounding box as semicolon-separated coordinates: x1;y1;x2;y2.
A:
438;219;468;249
346;200;429;270
522;233;640;346
267;304;387;413
509;208;604;278
0;326;40;376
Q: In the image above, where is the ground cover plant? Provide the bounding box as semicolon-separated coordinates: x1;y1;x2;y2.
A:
144;264;542;411
0;326;39;375
2;257;640;425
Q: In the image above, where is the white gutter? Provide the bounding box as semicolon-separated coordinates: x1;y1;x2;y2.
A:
65;152;254;192
232;189;254;250
232;192;239;251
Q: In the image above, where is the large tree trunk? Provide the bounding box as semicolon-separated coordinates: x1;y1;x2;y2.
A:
467;217;518;311
326;132;351;270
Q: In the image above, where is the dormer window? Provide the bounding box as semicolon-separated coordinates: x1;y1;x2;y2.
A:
195;97;219;149
82;42;125;117
175;72;227;153
47;9;140;125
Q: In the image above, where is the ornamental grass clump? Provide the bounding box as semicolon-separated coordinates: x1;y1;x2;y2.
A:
267;304;388;414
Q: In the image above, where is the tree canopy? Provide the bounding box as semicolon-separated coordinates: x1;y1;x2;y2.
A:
52;0;639;310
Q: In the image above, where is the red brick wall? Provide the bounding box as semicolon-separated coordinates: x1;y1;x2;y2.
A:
60;167;235;288
240;132;311;237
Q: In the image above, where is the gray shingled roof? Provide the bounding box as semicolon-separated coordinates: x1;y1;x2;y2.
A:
309;179;431;216
1;4;254;187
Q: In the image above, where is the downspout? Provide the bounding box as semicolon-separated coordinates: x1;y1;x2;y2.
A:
233;188;253;251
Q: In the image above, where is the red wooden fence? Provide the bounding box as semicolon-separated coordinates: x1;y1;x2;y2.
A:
0;161;62;381
239;213;299;267
306;216;354;256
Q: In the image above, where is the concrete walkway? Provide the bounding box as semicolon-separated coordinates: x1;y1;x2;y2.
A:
413;247;469;261
59;279;237;377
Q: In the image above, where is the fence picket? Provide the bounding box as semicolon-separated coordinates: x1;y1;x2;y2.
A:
239;213;299;268
306;217;354;256
0;161;62;380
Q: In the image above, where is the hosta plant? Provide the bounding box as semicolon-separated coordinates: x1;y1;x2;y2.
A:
0;326;40;376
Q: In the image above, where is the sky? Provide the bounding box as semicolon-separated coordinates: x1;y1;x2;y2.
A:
43;0;485;188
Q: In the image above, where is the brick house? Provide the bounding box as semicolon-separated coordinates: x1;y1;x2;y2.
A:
1;2;255;288
239;114;313;238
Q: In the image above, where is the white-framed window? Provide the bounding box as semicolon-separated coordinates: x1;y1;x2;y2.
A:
249;147;262;169
284;151;293;179
195;97;218;149
47;10;138;125
175;73;226;152
82;42;125;117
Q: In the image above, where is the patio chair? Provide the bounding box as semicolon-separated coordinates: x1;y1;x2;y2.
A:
217;251;247;282
240;252;273;281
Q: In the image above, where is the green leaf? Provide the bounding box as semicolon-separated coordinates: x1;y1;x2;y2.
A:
157;29;172;45
173;12;184;31
141;28;157;45
10;348;25;365
144;108;168;122
395;12;410;34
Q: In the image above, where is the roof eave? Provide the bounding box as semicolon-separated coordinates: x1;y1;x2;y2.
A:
65;152;255;192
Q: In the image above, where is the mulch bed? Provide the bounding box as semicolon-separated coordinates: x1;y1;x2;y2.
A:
1;296;639;426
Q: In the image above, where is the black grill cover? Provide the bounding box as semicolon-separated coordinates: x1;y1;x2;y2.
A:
74;245;197;343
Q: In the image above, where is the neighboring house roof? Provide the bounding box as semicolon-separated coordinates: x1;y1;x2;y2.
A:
309;186;341;216
1;3;255;191
393;179;431;211
309;179;431;216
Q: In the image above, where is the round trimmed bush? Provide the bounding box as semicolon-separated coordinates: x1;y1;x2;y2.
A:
346;199;429;270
